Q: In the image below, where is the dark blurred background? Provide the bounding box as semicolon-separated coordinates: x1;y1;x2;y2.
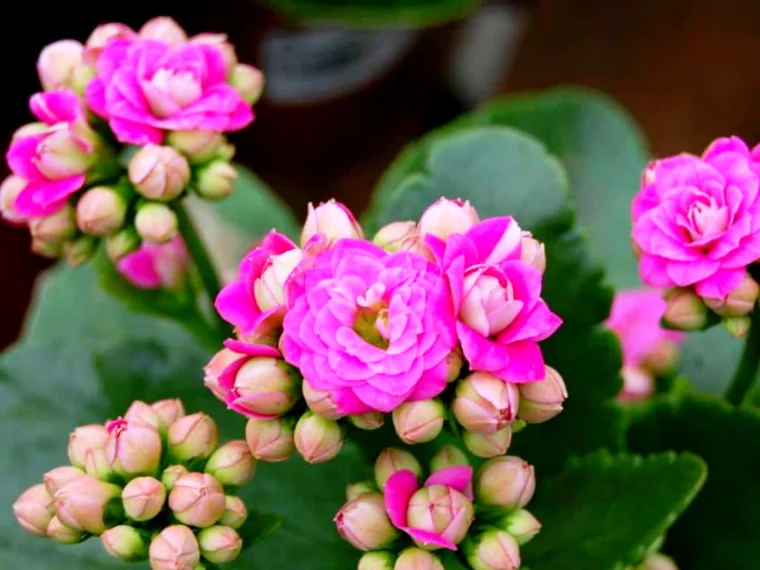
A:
3;0;760;348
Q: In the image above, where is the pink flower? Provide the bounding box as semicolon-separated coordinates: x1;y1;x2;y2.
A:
116;236;189;289
85;38;253;145
632;136;760;300
215;231;301;342
427;217;562;383
280;239;457;414
6;90;98;217
384;466;474;551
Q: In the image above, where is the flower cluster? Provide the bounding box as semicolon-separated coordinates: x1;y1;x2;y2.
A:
12;399;256;568
205;198;565;463
631;136;760;331
0;16;262;288
336;446;539;570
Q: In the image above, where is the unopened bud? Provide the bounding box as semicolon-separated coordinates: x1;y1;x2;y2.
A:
395;548;444;570
205;440;257;487
619;365;654;402
466;529;521;570
31;238;63;259
497;509;541;545
346;481;376;500
349;412;385;430
166;130;225;164
105;228;141;261
430;445;470;473
334;492;400;551
149;525;201;570
446;349;464;382
139;16;187;45
476;456;535;509
229;357;300;417
725;315;751;339
254;248;304;311
76;186;127;235
245;417;295;462
302;382;342;420
135;203;179;244
54;475;122;534
84;23;136;65
520;233;546;273
392;399;445;444
37;40;84;91
162;465;189;491
101;525;149;561
375;447;422;490
105;418;162;478
47;515;85;544
63;235;97;267
417;198;479;240
407;485;474;546
195;160;237;200
129;144;190;201
454;372;519;433
230;63;265;105
373;221;417;252
29;203;77;242
705;274;759;317
301;199;363;247
124;400;163;430
641;339;680;376
122;476;166;522
0;175;28;224
663;290;707;331
463;426;512;458
12;484;54;536
359;551;395;570
151;398;186;430
198;525;243;564
637;553;679;570
43;466;84;496
294;412;344;464
517;366;568;424
67;424;109;471
169;472;226;528
220;495;248;529
167;412;220;463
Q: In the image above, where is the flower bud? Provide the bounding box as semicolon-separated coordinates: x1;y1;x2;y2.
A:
166;130;225;164
162;465;189;491
167;412;220;463
149;525;201;570
195;160;237;200
29;203;77;242
497;509;541;545
101;525;149;561
463;426;512;458
75;186;127;236
417;198;479;240
31;238;63;259
466;529;521;570
517;366;568;424
346;481;376;501
12;122;49;140
124;400;163;430
84;23;136;64
303;381;342;420
520;233;546;273
301;199;363;247
359;551;396;570
205;440;257;487
705;274;760;317
106;228;141;261
46;515;85;544
334;492;400;551
476;456;536;509
105;418;162;478
430;445;470;473
37;40;84;91
62;235;97;267
152;398;186;430
139;16;187;45
245;417;295;462
230;357;300;417
641;339;680;376
373;221;417;252
169;472;226;528
294;412;344;464
725;315;751;339
0;175;28;224
43;466;84;496
198;525;243;564
190;34;237;76
349;412;385;430
619;365;654;402
12;484;54;536
54;475;122;534
122;476;166;522
638;553;679;570
392;399;445;444
446;349;464;382
374;448;423;490
67;424;108;470
230;63;265;105
128;144;190;201
220;495;248;529
454;372;520;433
407;485;474;546
135;202;179;244
254;248;304;311
663;290;708;331
394;548;444;570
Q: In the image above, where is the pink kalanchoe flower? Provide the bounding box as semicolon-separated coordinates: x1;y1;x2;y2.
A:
85;36;253;145
281;239;458;414
632;136;760;300
426;217;562;384
116;236;189;290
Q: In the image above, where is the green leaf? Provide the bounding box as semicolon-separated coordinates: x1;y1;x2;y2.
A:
627;393;760;569
521;451;706;570
372;126;625;474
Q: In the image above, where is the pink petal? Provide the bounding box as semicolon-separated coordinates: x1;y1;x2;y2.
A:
29;90;82;124
384;470;419;529
332;388;373;416
465;217;522;264
424;466;474;501
215;281;260;331
665;258;720;287
13;176;85;217
494;342;546;384
116;249;161;289
109;116;163;145
638;254;676;288
222;338;280;357
694;268;745;299
6;133;46;181
404;527;458;551
702;136;750;162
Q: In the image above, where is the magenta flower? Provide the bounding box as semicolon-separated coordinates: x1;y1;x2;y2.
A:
280;239;457;414
85;38;253;145
6;90;98;217
632;136;760;300
116;236;189;290
427;217;562;384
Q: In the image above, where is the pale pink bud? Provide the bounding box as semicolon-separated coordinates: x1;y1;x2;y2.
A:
205;440;257;486
230;63;265;105
106;418;162;478
67;424;109;469
76;186;127;236
392;399;445;444
151;398;186;429
520;233;546;273
476;456;536;509
349;412;385;430
245;417;295;462
303;381;342;420
46;515;85;544
334;492;400;551
466;529;521;570
195;160;237;200
446;349;464;382
619;365;654;402
34;128;91;180
198;525;243;564
463;426;512;458
517;366;568;423
639;553;679;570
373;221;417;252
63;235;97;267
84;23;137;65
167;413;220;463
374;447;423;490
663;290;707;331
166;130;225;164
407;484;475;546
31;238;63;259
204;348;238;402
190;34;237;76
725;315;751;339
418;198;479;240
169;472;226;528
54;475;122;534
497;509;541;545
139;16;187;45
394;548;444;570
0;175;29;224
106;228;141;261
101;525;149;561
460;266;524;337
705;273;759;317
358;551;395;570
43;466;84;496
29;203;77;242
430;445;470;473
231;357;300;416
124;400;163;430
301;199;363;247
294;412;344;464
220;495;248;529
135;203;179;244
122;476;166;522
254;248;304;311
162;465;189;491
128;144;190;201
346;481;376;501
37;40;84;91
641;339;680;376
454;372;520;433
12;484;54;536
149;525;201;570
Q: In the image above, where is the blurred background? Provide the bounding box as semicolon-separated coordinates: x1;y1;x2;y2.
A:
3;0;760;349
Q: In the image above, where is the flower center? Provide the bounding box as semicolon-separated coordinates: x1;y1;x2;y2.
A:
354;283;390;349
687;197;729;240
147;68;203;117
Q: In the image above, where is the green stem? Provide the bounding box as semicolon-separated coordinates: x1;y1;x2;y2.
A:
724;309;760;406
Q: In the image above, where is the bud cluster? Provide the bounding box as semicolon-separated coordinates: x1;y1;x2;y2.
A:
12;399;257;568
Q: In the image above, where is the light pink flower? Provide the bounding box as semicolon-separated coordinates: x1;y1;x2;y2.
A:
116;236;189;289
280;239;457;414
632;136;760;300
85;38;253;145
427;217;562;384
6;90;98;217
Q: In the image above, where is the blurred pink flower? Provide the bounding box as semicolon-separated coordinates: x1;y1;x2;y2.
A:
116;236;188;289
